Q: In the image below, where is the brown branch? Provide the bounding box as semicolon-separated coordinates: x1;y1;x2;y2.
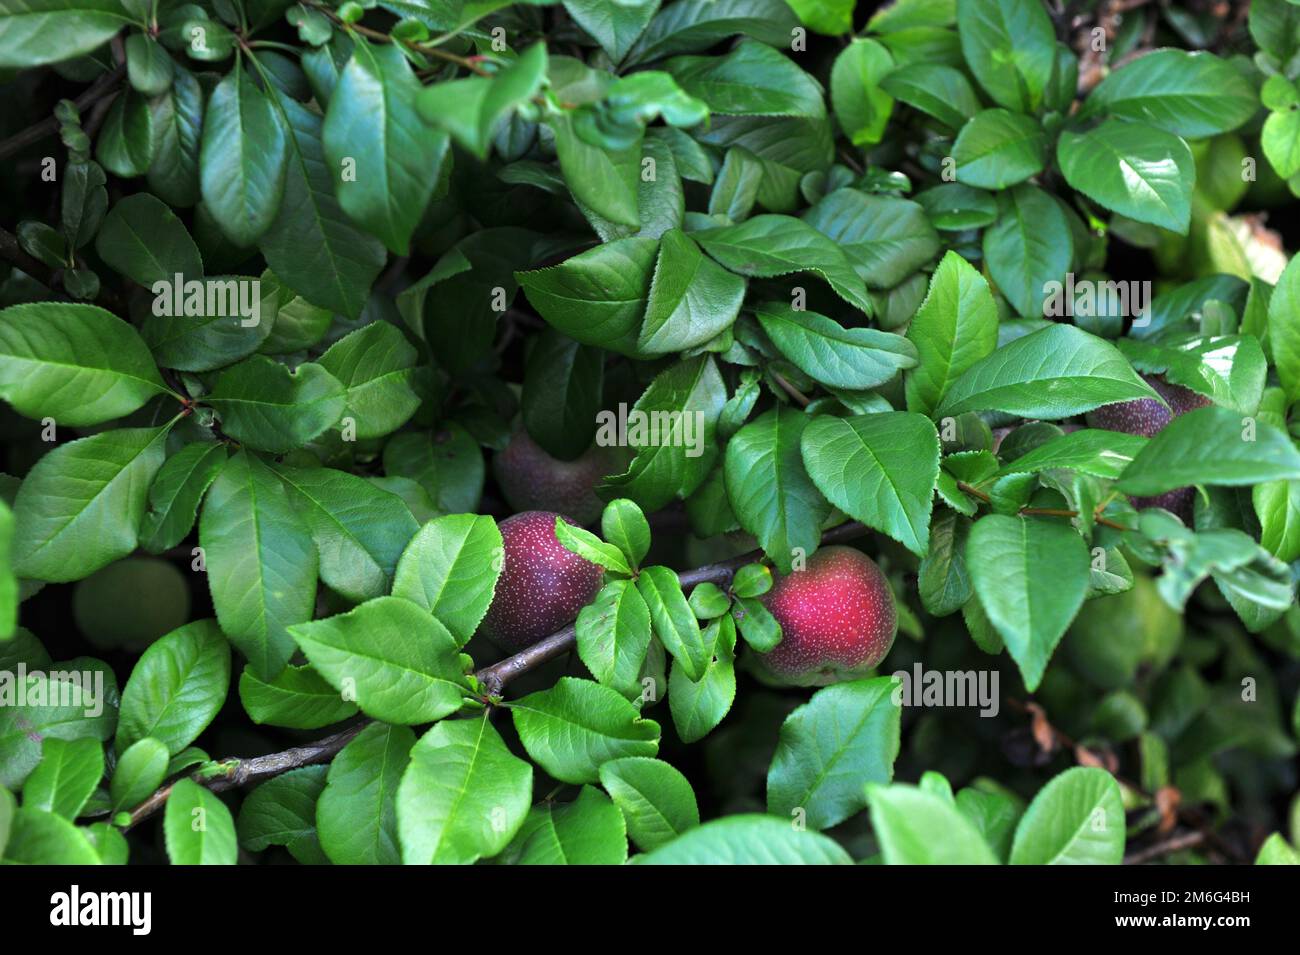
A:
769;368;811;408
123;520;871;828
1124;830;1206;865
0;224;57;288
124;722;368;830
0;62;127;162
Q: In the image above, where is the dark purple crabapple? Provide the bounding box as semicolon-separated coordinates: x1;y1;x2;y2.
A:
492;429;623;526
1086;374;1211;522
477;510;604;653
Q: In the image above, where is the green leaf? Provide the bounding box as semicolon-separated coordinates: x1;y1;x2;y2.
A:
1269;254;1300;404
994;428;1147;480
1057;120;1194;233
549;112;642;228
140;276;275;372
787;0;853;34
639;814;852;864
116;619;230;756
767;677;901;830
669;623;736;743
880;63;980;131
695;214;873;314
206;356;346;453
555;518;633;575
21;738;103;819
517;236;658;357
0;302;169;426
416;42;546;159
1008;767;1125;864
1256;833;1300;865
639;229;746;356
956;0;1055;113
392;514;503;645
316;321;421;439
918;511;973;617
271;463;417;603
666;40;823;118
147;65;203;208
637;566;709;681
1116;406;1300;495
140;441;227;553
577;578;653;699
598;756;699;851
601;498;651;569
289;596;470;725
966;514;1089;691
324;38;447;254
521;330;604;460
866;783;998;863
109;737;169;813
164;778;237;865
802;189;941;289
625;0;799;65
0;0;133;68
238;664;359;729
199;451;318;680
952;109;1046;190
14;425;170;583
982;184;1073;316
563;0;658;63
317;722;413;865
383;425;485;514
0;673;117;790
1254;480;1300;563
200;59;288;246
259;90;386;318
1263;108;1300;180
756;303;917;390
96;87;154;177
724;407;830;574
830;38;895;146
2;808;101;864
800;411;940;555
95;192;203;286
1084;49;1257;138
904;250;998;417
502;785;628;864
598;354;726;511
936;324;1159;419
395;714;532;865
236;765;328;863
510;677;661;784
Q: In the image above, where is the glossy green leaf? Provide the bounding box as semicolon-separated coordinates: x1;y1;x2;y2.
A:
164;778;237;865
317;722;413;865
510;677;660;784
396;714;532;865
0;303;169;426
966;514;1089;691
800;411;940;555
767;677;901;830
116;619;230;755
199;451;318;680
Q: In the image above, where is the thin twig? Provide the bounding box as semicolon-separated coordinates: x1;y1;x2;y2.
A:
1124;830;1206;865
0;62;127;162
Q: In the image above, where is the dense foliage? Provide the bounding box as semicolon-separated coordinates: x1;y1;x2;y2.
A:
0;0;1299;866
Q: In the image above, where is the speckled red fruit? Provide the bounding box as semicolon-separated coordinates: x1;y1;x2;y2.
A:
754;546;897;687
1087;374;1211;522
492;431;621;526
478;510;604;653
